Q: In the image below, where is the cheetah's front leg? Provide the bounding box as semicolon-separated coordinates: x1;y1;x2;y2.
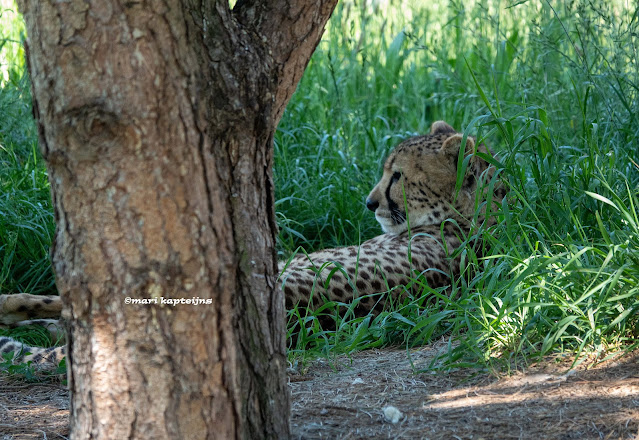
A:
0;293;63;325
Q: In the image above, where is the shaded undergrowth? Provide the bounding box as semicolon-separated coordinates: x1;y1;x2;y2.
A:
0;0;637;371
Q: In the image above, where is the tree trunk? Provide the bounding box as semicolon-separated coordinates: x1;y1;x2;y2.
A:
17;0;337;438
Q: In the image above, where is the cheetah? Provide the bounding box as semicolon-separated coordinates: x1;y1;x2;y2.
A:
0;121;503;369
281;120;503;318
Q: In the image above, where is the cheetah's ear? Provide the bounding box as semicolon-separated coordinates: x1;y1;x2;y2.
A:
440;134;476;159
430;121;456;135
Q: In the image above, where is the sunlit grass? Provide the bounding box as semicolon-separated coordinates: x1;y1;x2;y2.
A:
0;0;25;85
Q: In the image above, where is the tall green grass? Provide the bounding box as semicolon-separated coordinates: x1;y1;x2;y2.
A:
0;67;54;295
1;0;54;296
0;0;637;369
278;0;638;368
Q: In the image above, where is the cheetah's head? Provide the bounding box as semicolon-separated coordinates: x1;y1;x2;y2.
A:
366;121;496;235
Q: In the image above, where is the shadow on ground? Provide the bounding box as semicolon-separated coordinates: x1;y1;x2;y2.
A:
289;344;639;439
1;344;637;439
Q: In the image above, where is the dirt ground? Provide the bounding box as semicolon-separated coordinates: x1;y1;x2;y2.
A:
290;344;639;439
1;344;638;439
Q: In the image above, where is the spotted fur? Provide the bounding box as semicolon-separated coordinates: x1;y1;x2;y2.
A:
0;336;65;368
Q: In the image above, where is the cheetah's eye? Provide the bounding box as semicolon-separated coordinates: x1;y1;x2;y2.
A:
391;171;401;183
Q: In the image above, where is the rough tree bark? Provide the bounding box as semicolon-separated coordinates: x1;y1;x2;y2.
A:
17;0;337;438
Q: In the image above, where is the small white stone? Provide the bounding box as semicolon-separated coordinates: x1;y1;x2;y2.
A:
382;406;402;424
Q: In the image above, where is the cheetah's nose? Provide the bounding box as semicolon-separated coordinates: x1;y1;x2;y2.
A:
365;198;379;212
